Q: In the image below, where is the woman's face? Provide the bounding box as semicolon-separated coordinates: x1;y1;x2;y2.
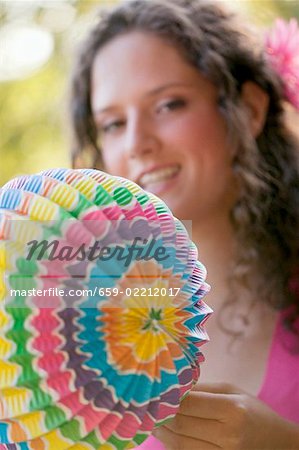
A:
91;31;237;223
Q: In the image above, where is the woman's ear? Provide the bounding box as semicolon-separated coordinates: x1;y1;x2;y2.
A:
241;81;269;138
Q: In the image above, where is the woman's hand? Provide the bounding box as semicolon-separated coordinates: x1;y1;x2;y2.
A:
153;383;299;450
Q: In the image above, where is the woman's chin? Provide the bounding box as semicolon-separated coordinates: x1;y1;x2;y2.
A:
142;172;181;198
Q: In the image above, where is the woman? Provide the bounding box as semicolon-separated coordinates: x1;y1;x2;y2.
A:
69;0;299;448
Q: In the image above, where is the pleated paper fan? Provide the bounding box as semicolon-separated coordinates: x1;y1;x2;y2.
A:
0;169;211;450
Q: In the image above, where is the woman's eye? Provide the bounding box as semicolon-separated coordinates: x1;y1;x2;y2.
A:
158;99;186;113
101;120;125;134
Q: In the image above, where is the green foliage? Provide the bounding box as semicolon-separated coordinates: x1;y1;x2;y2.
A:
0;54;69;184
0;0;103;185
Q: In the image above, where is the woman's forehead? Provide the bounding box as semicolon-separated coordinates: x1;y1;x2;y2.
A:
90;31;205;110
92;30;188;73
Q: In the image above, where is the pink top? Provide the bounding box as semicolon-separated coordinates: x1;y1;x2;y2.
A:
258;310;299;423
137;311;299;449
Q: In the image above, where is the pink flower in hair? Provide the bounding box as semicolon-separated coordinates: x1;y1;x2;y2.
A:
265;18;299;110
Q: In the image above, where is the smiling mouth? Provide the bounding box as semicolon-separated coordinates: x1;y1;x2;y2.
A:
138;165;181;188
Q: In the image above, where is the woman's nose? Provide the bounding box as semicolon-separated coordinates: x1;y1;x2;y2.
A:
124;112;160;158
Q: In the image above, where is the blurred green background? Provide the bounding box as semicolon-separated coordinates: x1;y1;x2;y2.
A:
0;0;298;186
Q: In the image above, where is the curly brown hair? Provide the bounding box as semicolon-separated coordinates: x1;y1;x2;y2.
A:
69;0;299;330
